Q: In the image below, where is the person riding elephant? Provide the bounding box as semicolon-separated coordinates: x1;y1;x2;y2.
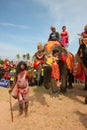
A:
81;25;87;39
48;26;60;41
79;24;87;45
60;26;69;47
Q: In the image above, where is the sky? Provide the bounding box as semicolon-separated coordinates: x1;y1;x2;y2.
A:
0;0;87;60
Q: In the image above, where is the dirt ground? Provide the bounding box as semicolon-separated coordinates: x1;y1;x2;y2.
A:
0;83;87;130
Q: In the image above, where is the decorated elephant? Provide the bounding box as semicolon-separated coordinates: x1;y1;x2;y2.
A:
76;38;87;103
43;41;74;94
76;38;87;90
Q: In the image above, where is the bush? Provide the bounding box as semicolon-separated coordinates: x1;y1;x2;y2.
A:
0;60;4;65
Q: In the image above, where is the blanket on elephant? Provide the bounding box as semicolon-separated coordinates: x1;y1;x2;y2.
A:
44;41;61;53
51;62;60;80
75;62;83;77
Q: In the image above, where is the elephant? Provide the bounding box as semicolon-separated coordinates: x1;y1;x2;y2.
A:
76;39;87;103
76;40;87;90
43;41;74;94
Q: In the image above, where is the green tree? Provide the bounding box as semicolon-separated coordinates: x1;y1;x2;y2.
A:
22;54;26;60
26;53;30;61
16;54;20;60
0;59;4;65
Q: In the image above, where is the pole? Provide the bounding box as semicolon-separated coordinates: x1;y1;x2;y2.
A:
9;94;13;122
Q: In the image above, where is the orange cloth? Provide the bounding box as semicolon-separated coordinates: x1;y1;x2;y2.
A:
74;62;83;77
51;62;60;80
66;52;74;73
45;41;61;53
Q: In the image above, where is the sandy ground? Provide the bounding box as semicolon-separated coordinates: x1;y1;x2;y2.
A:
0;83;87;130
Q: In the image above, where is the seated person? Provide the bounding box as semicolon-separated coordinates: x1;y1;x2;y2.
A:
33;42;46;69
32;43;46;85
81;25;87;38
79;25;87;45
60;26;69;47
48;26;59;41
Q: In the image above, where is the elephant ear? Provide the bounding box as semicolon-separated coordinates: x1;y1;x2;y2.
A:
53;45;62;54
53;45;68;61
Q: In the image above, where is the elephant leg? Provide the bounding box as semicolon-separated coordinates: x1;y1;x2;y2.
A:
85;97;87;104
51;78;58;94
60;74;67;93
60;63;68;93
84;74;87;91
43;66;52;89
67;72;73;89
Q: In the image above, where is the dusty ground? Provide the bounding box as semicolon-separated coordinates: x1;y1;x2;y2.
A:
0;83;87;130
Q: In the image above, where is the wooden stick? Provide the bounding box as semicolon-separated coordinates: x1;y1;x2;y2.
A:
9;94;13;122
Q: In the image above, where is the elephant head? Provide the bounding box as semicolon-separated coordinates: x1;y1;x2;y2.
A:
52;45;68;63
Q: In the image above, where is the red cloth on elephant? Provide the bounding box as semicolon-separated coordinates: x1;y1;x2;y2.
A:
76;62;83;77
74;62;85;81
61;53;66;62
79;71;85;82
51;62;60;80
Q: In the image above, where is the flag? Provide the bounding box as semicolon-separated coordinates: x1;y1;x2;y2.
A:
0;79;9;88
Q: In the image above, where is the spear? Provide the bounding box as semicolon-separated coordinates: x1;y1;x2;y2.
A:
9;93;13;122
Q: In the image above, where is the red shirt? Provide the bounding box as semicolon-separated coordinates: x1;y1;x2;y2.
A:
4;72;11;80
81;32;87;38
